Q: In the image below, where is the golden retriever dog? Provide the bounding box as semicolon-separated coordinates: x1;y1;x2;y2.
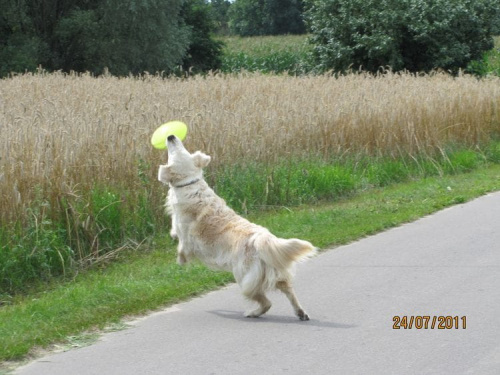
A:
158;135;316;320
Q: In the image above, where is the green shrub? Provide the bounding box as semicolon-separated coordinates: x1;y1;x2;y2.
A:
467;48;500;77
304;0;497;73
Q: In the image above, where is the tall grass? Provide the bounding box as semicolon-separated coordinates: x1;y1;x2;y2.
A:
1;70;500;296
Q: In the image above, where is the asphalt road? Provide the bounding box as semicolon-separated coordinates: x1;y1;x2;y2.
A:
16;192;500;375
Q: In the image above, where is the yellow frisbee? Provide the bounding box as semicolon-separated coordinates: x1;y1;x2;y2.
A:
151;121;188;150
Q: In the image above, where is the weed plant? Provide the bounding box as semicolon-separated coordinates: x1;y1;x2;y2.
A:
1;70;500;297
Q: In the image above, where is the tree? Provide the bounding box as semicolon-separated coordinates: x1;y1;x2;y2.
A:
228;0;264;37
264;0;305;35
209;0;231;35
229;0;305;37
181;0;224;72
304;0;497;74
0;0;46;76
491;7;500;34
60;0;191;75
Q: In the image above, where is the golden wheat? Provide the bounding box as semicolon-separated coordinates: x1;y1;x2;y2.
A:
1;71;499;225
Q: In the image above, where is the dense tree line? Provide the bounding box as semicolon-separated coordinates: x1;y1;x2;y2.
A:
1;0;499;77
0;0;222;77
0;0;305;76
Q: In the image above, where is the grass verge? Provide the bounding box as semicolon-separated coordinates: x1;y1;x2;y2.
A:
1;164;499;367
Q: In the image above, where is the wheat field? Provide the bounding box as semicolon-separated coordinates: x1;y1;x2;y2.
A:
1;71;500;290
1;71;500;229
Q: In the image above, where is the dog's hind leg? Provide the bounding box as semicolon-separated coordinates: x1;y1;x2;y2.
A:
244;292;272;318
238;262;271;318
276;281;309;321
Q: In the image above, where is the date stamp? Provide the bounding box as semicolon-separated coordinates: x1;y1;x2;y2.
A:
393;316;467;330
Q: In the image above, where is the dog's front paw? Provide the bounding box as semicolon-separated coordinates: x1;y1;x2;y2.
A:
170;228;178;240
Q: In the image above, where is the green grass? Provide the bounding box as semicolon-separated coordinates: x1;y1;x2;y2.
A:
218;34;312;74
220;34;310;58
1;164;499;366
0;242;233;364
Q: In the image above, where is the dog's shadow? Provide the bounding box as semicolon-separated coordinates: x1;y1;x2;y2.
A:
208;310;356;329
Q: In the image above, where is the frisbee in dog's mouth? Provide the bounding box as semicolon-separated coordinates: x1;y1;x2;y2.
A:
151;121;188;150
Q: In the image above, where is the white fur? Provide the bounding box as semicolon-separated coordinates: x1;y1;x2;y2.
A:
158;135;316;320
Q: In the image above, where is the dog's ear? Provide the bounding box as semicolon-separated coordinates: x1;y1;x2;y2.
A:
192;151;211;168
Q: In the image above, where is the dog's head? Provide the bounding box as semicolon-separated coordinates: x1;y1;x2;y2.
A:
157;135;211;185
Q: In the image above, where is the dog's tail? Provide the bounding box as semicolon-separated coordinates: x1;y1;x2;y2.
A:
255;234;317;270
